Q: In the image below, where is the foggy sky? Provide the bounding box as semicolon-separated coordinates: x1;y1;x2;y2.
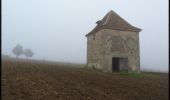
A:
2;0;168;72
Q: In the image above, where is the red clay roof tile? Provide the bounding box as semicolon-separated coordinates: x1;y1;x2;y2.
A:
86;10;142;36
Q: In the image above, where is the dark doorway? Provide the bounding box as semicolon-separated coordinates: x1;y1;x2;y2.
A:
119;58;128;71
112;57;119;72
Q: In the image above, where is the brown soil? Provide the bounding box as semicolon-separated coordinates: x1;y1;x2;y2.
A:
1;59;169;100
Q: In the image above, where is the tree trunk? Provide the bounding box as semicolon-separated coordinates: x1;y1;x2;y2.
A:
16;56;19;59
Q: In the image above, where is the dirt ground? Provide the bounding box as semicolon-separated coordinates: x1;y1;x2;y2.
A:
1;59;169;100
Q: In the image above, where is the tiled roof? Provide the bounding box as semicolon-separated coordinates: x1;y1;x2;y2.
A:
86;10;142;36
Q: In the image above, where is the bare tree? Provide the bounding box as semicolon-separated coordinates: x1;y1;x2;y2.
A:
23;49;34;59
12;44;23;59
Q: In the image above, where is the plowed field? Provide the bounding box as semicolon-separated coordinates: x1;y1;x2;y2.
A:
1;59;169;100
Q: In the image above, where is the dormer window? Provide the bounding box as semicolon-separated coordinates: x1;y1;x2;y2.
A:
96;20;102;26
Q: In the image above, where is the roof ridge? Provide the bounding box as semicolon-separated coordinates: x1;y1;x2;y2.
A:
103;11;112;25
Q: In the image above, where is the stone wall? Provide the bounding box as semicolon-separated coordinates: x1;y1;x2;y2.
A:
86;29;140;72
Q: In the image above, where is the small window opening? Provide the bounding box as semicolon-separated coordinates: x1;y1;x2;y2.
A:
93;34;95;40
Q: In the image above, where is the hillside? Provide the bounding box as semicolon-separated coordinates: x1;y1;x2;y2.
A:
2;59;169;100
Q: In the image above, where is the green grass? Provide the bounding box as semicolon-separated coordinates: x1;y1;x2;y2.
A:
111;71;157;77
81;66;159;77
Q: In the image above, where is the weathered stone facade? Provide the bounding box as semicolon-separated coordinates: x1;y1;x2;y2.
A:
86;10;142;72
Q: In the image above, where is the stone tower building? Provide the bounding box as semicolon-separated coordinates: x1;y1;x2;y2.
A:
85;10;142;72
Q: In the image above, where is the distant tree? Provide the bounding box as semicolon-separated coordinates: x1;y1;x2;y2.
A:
23;49;34;59
12;44;23;59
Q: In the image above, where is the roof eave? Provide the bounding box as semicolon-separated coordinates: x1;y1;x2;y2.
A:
85;27;142;37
